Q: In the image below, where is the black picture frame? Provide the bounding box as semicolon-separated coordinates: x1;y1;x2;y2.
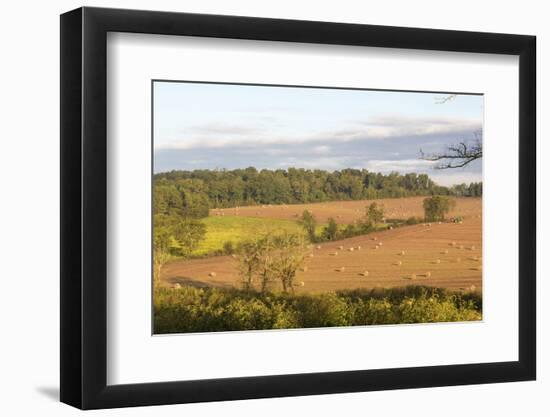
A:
60;6;536;410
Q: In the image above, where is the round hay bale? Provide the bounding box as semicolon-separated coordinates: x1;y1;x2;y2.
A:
316;245;321;250
173;283;181;289
362;271;369;277
434;259;441;264
299;281;305;287
411;273;417;280
349;247;354;252
425;271;431;278
399;250;405;256
338;245;344;250
209;272;217;277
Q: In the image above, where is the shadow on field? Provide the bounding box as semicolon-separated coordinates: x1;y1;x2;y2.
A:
165;276;232;289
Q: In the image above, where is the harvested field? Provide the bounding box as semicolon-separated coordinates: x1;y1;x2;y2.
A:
162;197;482;293
210;196;480;224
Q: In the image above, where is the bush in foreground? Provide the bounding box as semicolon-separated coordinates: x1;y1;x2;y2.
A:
154;285;481;334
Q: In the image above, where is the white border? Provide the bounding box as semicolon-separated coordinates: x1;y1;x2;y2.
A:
106;33;519;385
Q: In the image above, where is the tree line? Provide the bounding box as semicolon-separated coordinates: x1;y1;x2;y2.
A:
154;167;482;214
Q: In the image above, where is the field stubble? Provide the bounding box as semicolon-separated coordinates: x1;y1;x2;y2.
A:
162;197;482;293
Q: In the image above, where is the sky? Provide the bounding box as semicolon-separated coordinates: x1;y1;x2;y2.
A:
153;81;483;186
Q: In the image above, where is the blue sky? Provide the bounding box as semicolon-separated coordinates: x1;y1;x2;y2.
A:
153;81;483;186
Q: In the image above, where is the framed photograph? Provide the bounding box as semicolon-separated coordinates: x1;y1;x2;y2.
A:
60;7;536;410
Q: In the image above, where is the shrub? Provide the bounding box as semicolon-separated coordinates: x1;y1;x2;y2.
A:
322;217;339;241
154;285;481;333
223;240;235;255
405;216;423;225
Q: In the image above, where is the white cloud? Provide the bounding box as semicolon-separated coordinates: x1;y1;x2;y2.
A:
155;115;481;151
365;159;438;172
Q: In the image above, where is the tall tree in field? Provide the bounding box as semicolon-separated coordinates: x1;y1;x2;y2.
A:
365;202;384;227
270;232;307;293
236;239;264;291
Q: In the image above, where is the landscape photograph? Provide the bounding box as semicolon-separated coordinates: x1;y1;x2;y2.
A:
152;81;483;334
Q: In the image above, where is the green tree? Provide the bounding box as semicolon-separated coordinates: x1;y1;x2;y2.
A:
236;239;264;291
299;210;317;242
270;232;307;293
152;214;206;284
366;202;384;226
423;196;456;221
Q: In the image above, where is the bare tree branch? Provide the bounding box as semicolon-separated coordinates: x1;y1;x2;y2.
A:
420;130;483;169
434;94;457;104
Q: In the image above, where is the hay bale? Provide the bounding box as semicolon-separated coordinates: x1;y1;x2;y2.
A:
410;273;417;280
338;245;344;250
308;253;314;258
330;252;338;256
316;245;321;250
299;281;305;287
209;272;217;277
357;246;361;250
302;266;308;272
470;245;476;250
349;247;354;252
450;241;456;247
336;267;345;272
395;260;402;266
362;271;369;277
425;271;431;278
399;250;405;256
372;237;378;241
173;283;181;289
434;259;441;264
469;285;476;291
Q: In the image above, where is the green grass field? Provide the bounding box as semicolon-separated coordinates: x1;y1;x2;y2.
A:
193;215;391;256
194;216;311;255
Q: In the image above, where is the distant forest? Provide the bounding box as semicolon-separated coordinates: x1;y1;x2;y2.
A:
153;168;482;217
